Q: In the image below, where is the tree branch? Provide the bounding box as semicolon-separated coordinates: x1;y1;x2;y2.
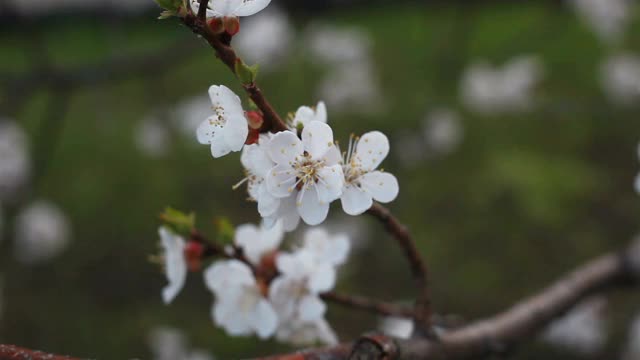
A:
0;344;82;360
256;237;640;360
180;13;289;133
367;203;432;332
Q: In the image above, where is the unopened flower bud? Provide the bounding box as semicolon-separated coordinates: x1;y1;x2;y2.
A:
245;128;260;145
223;16;240;36
207;17;225;34
184;241;205;272
246;111;264;130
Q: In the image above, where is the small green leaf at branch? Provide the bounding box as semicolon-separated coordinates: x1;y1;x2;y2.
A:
160;207;196;235
234;59;259;85
214;216;235;244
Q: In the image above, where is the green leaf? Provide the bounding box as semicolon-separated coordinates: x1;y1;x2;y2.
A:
160;207;195;235
154;0;181;12
214;217;235;245
234;59;259;85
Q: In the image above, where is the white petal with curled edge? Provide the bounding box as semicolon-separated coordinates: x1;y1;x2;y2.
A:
315;165;344;203
266;164;297;198
257;185;280;217
268;131;303;165
354;131;390;172
232;0;271;17
302;121;334;160
299;295;327;322
208;85;243;115
211;136;232;158
159;227;187;305
204;260;254;294
315;101;327;123
244;143;274;177
297;186;330;225
308;263;336;293
277;195;301;232
253;298;279;339
223;114;249;152
340;184;373;216
360;171;399;203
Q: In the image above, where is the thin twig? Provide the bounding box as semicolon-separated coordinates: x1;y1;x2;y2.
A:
180;13;289;133
0;344;82;360
320;292;415;318
197;0;209;21
367;203;432;332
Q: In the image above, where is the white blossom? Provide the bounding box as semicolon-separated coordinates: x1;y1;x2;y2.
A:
204;260;278;339
196;85;249;158
148;326;215;360
266;122;344;226
269;228;349;345
601;53;640;105
234;8;293;70
14;200;71;265
234;221;283;265
541;297;607;354
290;102;327;130
190;0;271;18
422;109;463;156
570;0;630;43
460;56;543;114
340;131;399;216
317;62;385;115
622;313;640;360
158;226;187;305
135;116;171;158
305;24;372;66
238;138;280;218
0;119;30;202
379;317;413;339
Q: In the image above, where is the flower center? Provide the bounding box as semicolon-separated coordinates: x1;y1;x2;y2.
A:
210;104;227;127
291;153;324;192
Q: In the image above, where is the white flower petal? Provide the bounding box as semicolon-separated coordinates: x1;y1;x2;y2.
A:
341;184;373;215
322;144;342;166
257;184;280;217
266;164;297;198
315;165;344;203
159;227;187;305
232;0;271;17
360;171;399;203
354;131;390;172
233;224;261;264
223;114;249;152
302;121;334;160
297;186;330;225
315;101;327;123
196;115;224;145
298;295;327;322
308;263;336;293
212;299;253;336
304;228;350;266
268;276;298;321
243;143;274;177
277;195;301;232
252;299;279;339
204;260;254;294
268;131;303;165
209;85;243;115
293;106;315;127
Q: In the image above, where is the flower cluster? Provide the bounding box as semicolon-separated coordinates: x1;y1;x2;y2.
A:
195;85;399;230
159;222;349;345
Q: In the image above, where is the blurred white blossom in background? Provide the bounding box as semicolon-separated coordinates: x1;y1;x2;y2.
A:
422;109;463;156
305;25;385;114
0;119;30;203
541;297;607;355
134;116;171;158
622;313;640;360
148;326;214;360
13;200;71;265
379;317;413;339
460;56;543;115
601;53;640;105
569;0;630;44
234;8;293;70
394;131;427;169
173;96;212;140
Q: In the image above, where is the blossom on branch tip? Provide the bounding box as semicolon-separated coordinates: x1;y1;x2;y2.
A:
205;260;278;339
340;131;399;216
158;226;187;304
196;85;249;158
266;121;344;226
190;0;271;19
234;221;283;265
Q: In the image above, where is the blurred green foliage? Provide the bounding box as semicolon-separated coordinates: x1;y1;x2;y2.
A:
1;2;640;359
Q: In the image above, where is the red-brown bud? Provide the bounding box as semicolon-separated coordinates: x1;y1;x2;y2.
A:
223;16;240;36
184;241;205;272
245;128;260;145
207;17;224;34
246;111;264;130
